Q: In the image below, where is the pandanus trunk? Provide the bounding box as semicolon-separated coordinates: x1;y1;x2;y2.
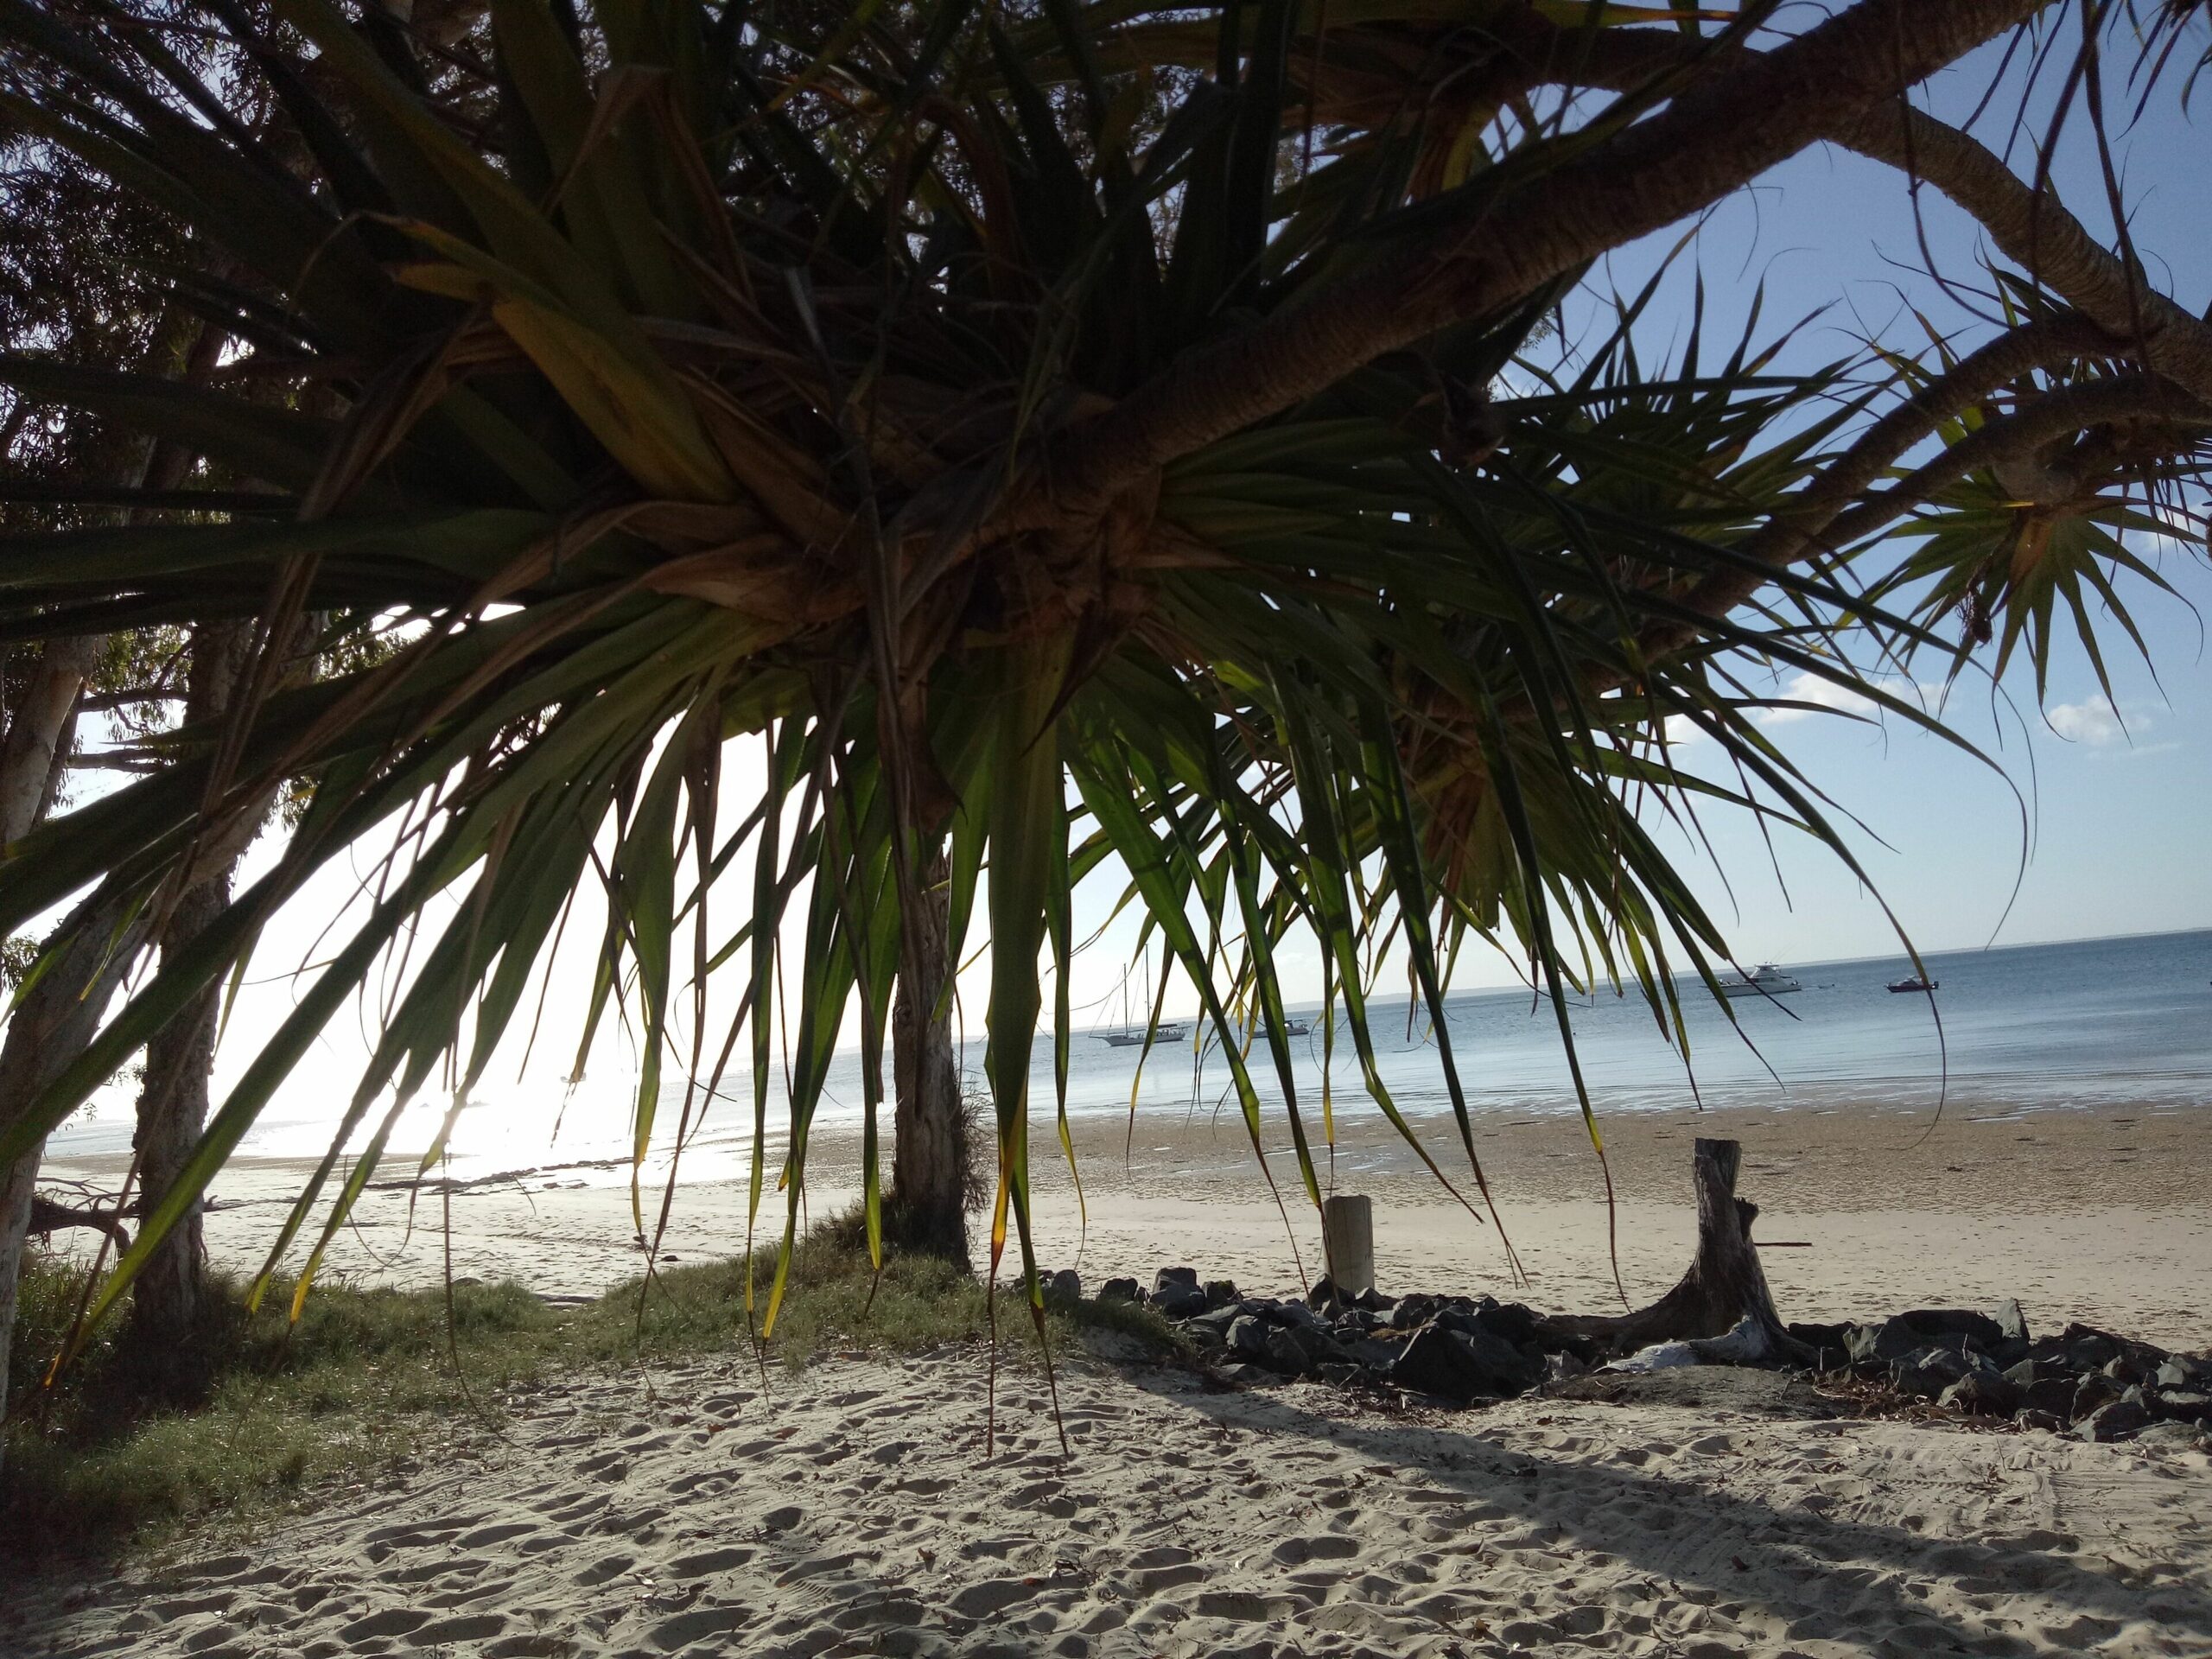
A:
889;845;969;1266
115;876;230;1399
116;623;253;1400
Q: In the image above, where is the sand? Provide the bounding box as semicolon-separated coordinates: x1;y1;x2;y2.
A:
10;1344;2212;1659
41;1096;2212;1348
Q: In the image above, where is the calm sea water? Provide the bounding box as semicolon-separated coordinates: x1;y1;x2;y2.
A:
48;928;2212;1180
1047;926;2212;1124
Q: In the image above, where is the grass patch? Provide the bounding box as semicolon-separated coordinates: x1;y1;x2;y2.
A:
2;1236;1184;1563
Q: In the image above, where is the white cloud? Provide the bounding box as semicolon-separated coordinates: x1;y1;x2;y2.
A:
2046;696;2144;747
1752;671;1926;728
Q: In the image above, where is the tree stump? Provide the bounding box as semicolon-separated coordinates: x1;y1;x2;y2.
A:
1560;1138;1815;1363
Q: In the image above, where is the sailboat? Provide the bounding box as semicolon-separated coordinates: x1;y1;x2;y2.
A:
1091;959;1186;1047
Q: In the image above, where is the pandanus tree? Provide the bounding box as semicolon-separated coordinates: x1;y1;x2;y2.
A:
0;0;2208;1427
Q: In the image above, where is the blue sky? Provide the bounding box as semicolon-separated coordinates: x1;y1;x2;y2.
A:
1508;21;2212;970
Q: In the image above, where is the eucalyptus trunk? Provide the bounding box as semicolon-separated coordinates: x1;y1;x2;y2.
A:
889;846;968;1266
0;892;147;1442
0;634;96;844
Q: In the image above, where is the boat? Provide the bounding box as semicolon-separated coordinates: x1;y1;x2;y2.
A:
1090;962;1188;1046
1097;1024;1187;1048
1719;963;1802;997
1281;1017;1313;1038
1886;975;1939;994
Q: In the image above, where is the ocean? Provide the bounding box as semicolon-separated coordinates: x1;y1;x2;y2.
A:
47;927;2212;1183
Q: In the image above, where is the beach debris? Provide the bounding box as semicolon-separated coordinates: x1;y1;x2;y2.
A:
1606;1316;1786;1373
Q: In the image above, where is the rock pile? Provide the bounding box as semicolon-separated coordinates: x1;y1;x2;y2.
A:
1095;1267;1593;1404
1080;1267;2212;1446
1801;1301;2212;1446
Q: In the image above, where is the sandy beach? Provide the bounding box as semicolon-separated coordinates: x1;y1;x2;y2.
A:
44;1096;2212;1349
10;1342;2212;1659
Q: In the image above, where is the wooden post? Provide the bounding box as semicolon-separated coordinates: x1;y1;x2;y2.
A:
1322;1194;1375;1298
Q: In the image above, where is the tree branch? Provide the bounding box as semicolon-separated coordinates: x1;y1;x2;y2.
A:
997;0;2048;534
1474;9;2212;405
1834;100;2212;405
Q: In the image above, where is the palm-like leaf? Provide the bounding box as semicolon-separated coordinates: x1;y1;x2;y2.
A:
0;0;2200;1363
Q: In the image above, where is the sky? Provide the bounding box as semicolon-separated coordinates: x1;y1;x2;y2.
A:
50;13;2212;1151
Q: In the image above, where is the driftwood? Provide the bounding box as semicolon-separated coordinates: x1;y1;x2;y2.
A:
1557;1137;1815;1364
29;1192;131;1249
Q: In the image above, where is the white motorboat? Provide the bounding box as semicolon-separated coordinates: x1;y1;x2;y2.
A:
1719;963;1802;997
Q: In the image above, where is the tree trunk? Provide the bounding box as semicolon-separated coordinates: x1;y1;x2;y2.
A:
888;846;969;1266
0;634;99;845
117;624;254;1400
0;892;150;1433
1560;1138;1815;1363
116;873;226;1400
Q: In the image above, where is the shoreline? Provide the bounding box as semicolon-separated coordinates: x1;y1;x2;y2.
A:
41;1097;2212;1349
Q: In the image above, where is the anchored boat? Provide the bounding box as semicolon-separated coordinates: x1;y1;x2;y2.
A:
1719;963;1802;997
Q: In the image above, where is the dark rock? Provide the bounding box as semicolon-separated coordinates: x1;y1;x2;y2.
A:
1789;1322;1853;1369
1045;1269;1081;1306
2074;1399;2152;1443
2152;1389;2212;1426
1940;1370;2022;1417
2016;1376;2079;1421
1462;1298;1541;1348
1272;1300;1328;1333
1202;1279;1239;1312
1393;1294;1450;1331
1345;1336;1405;1370
1389;1322;1543;1403
1149;1267;1208;1319
1546;1351;1589;1383
1310;1274;1396;1315
1098;1277;1141;1304
1224;1315;1271;1359
1263;1324;1346;1377
2074;1372;2125;1418
1186;1303;1244;1335
1891;1346;1975;1397
1852;1309;2012;1365
2154;1357;2208;1390
2059;1323;2150;1373
2013;1408;2067;1433
1318;1362;1366;1389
